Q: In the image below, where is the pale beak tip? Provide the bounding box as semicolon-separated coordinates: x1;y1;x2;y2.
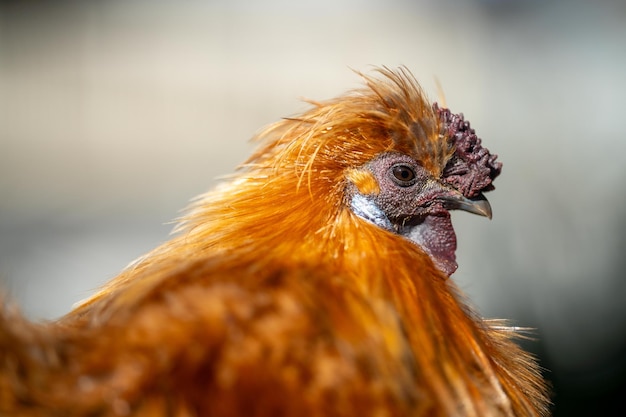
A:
439;192;493;219
474;198;493;220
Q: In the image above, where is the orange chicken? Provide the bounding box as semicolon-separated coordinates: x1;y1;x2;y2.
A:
0;67;550;416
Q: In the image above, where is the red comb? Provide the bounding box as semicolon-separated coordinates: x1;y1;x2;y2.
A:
435;104;502;198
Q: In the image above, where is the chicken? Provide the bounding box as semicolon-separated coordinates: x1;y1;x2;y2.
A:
0;67;550;416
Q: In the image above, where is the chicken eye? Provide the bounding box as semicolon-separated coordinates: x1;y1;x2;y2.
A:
391;164;416;186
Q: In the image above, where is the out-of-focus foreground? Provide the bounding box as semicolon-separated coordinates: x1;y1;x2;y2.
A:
1;1;624;415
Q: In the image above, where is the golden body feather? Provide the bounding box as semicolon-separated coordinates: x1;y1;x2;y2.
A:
0;68;549;416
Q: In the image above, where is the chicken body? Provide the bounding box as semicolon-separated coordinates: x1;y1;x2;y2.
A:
0;68;550;416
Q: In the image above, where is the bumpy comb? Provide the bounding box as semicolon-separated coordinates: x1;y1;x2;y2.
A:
435;104;502;198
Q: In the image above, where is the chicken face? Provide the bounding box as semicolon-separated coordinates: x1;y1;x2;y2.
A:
348;152;492;276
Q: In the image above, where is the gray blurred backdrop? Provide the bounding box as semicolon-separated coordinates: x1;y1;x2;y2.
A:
1;0;625;415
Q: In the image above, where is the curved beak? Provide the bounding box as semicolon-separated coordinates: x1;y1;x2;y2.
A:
439;192;493;219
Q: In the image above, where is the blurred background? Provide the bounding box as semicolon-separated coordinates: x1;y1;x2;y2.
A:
1;0;625;414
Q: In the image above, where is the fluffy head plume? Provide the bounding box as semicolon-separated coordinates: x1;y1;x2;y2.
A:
246;67;452;188
241;67;500;204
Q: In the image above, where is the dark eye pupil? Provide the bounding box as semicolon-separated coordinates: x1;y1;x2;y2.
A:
392;165;416;184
